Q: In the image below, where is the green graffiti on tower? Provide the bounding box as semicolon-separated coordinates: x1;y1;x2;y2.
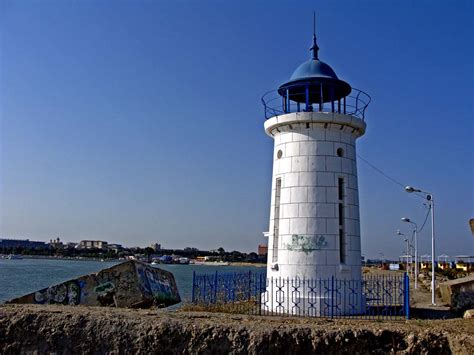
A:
285;234;328;254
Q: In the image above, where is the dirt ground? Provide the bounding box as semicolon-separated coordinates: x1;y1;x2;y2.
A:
1;304;473;354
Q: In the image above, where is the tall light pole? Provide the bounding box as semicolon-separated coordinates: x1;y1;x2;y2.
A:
401;217;418;289
405;186;436;305
396;230;410;273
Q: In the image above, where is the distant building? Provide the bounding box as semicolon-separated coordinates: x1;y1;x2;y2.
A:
258;244;268;256
107;244;123;252
49;237;64;249
76;240;108;250
150;243;161;252
0;238;47;249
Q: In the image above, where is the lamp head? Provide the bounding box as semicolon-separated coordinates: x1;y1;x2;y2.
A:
405;185;422;193
401;217;411;223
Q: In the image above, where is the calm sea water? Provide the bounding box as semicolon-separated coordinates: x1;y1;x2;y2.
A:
0;258;262;304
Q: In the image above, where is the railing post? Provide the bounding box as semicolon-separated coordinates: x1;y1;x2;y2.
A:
343;96;346;114
330;85;335;113
404;272;410;319
355;91;361;116
305;85;310;111
319;84;323;112
286;89;290;113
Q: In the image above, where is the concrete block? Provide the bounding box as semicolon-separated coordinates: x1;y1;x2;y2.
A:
299;203;317;218
464;309;474;318
307;218;326;234
289;218;308;234
341;158;352;174
326;218;339;234
292;156;308;172
286;142;300;157
7;261;181;308
316;203;335;218
299;172;315;186
280;132;293;144
279;157;292;174
299;141;317;156
284;172;299;188
317;141;333;156
282;203;299;218
290;187;308;203
308;156;325;171
326;156;342;172
308;186;326;203
280;188;291;203
279;218;290;235
439;275;474;312
317;172;335;187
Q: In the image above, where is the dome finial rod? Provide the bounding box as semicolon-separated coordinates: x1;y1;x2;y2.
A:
310;11;319;60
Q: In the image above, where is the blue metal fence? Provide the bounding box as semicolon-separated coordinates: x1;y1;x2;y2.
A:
192;271;410;320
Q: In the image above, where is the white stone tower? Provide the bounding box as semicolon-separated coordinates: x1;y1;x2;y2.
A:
262;24;370;315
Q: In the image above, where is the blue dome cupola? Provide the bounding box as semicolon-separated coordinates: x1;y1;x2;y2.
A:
262;14;370;119
277;16;351;108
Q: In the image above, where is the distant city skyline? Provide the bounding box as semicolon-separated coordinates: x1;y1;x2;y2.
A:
1;0;473;259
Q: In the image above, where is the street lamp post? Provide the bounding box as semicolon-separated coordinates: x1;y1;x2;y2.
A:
405;186;436;305
397;230;410;273
401;217;418;289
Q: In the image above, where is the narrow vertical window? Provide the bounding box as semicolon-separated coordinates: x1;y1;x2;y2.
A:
338;178;346;264
272;178;282;263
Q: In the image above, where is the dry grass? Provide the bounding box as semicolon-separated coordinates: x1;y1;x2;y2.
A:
179;300;259;314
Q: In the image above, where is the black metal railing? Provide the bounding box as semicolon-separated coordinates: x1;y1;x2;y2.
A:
261;86;371;120
192;271;409;320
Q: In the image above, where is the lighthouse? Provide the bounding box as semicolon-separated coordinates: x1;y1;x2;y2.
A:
262;22;370;315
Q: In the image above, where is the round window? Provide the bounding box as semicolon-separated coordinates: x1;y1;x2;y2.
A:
337;148;344;157
277;150;283;159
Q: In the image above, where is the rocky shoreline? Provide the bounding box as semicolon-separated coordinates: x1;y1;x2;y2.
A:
1;304;473;354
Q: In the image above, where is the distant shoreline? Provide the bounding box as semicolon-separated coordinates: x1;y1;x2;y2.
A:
228;262;266;267
1;255;267;267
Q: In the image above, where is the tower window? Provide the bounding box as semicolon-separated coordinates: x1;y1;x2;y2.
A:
272;178;282;263
337;148;344;157
277;150;283;159
338;177;344;200
338;177;346;264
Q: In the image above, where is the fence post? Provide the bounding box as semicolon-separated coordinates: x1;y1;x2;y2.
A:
192;271;196;303
404;272;410;319
331;276;335;319
213;270;218;304
248;270;252;301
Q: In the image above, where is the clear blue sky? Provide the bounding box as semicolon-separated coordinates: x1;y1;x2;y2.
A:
1;0;473;259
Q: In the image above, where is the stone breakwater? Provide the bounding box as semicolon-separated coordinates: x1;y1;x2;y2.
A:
1;305;473;354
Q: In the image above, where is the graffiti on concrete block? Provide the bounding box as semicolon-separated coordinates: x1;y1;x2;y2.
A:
136;264;173;302
34;281;81;305
285;234;328;254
